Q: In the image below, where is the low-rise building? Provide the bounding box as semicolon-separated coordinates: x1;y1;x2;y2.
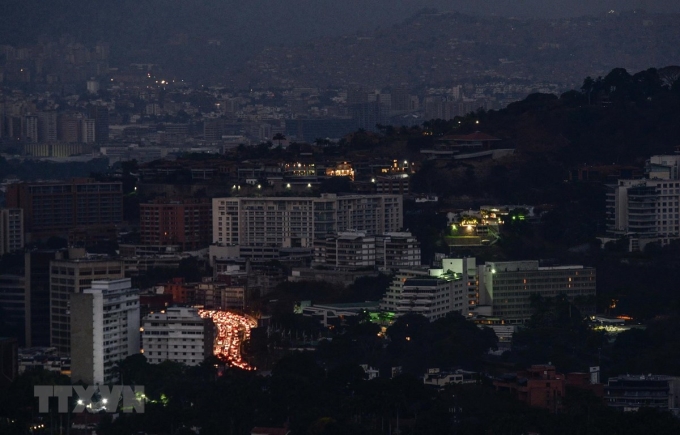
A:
381;266;465;321
423;368;477;387
478;261;596;324
493;365;566;413
142;307;213;366
605;375;680;413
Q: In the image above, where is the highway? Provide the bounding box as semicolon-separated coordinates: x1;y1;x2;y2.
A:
198;310;257;370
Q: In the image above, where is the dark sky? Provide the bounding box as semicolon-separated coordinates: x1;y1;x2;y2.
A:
409;0;679;17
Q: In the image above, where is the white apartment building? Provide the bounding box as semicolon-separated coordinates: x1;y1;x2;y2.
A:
313;231;420;270
376;232;421;270
212;194;403;249
380;267;465;321
70;278;140;385
0;208;24;255
441;257;478;315
314;231;376;269
478;261;596;324
607;155;680;249
142;307;210;366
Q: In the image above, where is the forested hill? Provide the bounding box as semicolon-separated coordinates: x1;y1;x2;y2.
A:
415;66;680;166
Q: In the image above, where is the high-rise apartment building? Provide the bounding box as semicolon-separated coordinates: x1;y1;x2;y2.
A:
140;198;212;250
38;111;58;143
6;179;123;239
142;307;212;366
70;278;140;385
58;114;82;143
50;258;124;354
478;261;596;324
441;257;479;315
88;106;109;143
23;115;39;142
213;194;402;250
0;208;24;255
0;273;29;346
81;119;96;144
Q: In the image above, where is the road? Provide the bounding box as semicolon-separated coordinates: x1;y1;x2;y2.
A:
198;310;257;370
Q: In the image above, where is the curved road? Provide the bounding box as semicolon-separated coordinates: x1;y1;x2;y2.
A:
199;310;257;370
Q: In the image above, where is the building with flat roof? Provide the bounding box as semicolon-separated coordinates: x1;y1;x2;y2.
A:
314;231;376;269
606;155;680;250
0;208;24;255
478;261;596;324
0;273;29;346
5;179;123;240
605;375;680;413
313;231;420;271
50;257;124;354
212;194;402;251
376;232;421;270
493;364;566;413
381;266;465;322
70;278;140;385
0;337;18;387
142;307;212;366
140;198;212;250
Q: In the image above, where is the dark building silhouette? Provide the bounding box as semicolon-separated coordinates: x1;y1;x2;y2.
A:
0;337;18;387
140;198;213;250
6;179;123;240
88;105;109;143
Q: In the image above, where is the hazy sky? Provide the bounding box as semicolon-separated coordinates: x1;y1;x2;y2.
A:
420;0;680;17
